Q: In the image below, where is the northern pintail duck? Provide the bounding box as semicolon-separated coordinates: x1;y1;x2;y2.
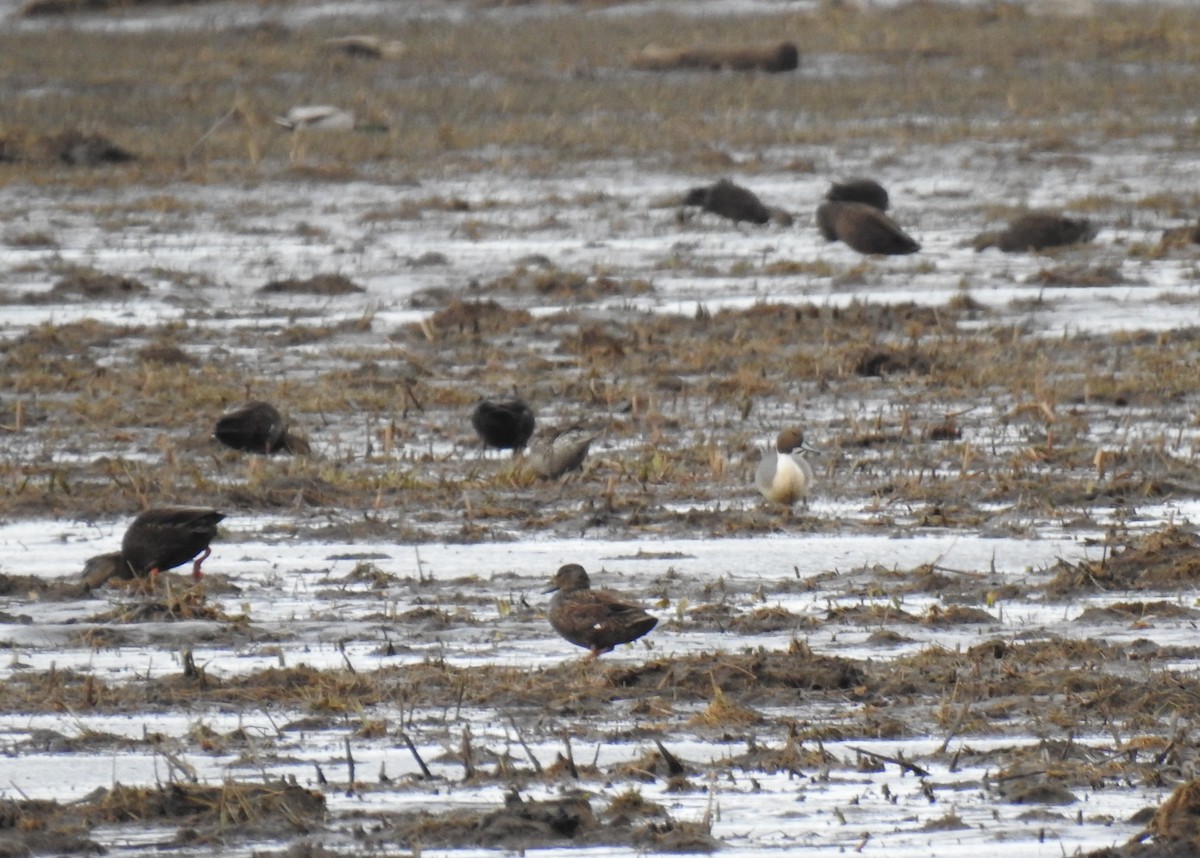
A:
755;426;816;506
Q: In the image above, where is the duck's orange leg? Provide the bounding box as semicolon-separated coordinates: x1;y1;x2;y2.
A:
191;547;212;580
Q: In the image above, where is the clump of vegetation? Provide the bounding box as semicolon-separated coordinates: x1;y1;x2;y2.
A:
50;270;147;300
1047;526;1200;596
86;781;326;828
258;274;364;296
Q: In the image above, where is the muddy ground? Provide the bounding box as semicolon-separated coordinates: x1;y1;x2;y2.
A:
2;0;1200;855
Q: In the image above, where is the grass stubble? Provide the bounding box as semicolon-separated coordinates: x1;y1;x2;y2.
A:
2;0;1200;855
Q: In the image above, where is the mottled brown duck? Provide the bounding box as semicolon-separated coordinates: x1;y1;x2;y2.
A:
544;564;657;657
214;400;310;455
526;425;594;480
81;506;225;589
472;398;536;454
816;200;920;255
973;212;1097;252
684;179;771;225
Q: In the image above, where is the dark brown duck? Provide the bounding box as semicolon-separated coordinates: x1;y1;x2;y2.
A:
816;201;920;255
544;564;657;657
826;178;890;212
684;179;771;225
472;398;536;453
214;400;309;455
81;506;225;589
973;212;1097;252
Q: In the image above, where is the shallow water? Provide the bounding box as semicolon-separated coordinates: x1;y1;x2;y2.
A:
0;518;1191;855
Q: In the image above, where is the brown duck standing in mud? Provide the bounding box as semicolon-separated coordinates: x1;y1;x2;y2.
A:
213;400;310;455
544;564;657;657
81;507;225;589
472;398;536;454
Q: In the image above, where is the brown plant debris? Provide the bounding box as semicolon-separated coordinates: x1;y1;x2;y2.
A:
609;648;868;704
474;267;652;301
0;781;324;857
1088;779;1200;857
1031;265;1124;287
0;796;99;857
258;274;365;296
1046;526;1200;596
0;572;89;602
51;270;148;300
1147;779;1200;852
423;298;534;335
366;790;715;851
86;781;325;829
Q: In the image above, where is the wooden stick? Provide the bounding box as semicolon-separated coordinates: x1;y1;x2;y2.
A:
461;726;475;781
508;715;543;774
562;733;579;779
399;732;433;779
655;739;686;777
344;737;356;795
846;745;930;778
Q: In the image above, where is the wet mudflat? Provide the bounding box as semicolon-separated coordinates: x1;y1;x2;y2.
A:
3;0;1200;855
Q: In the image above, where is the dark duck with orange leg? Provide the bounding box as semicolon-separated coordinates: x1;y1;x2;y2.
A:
213;400;310;455
81;507;225;589
471;398;536;454
544;564;657;657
